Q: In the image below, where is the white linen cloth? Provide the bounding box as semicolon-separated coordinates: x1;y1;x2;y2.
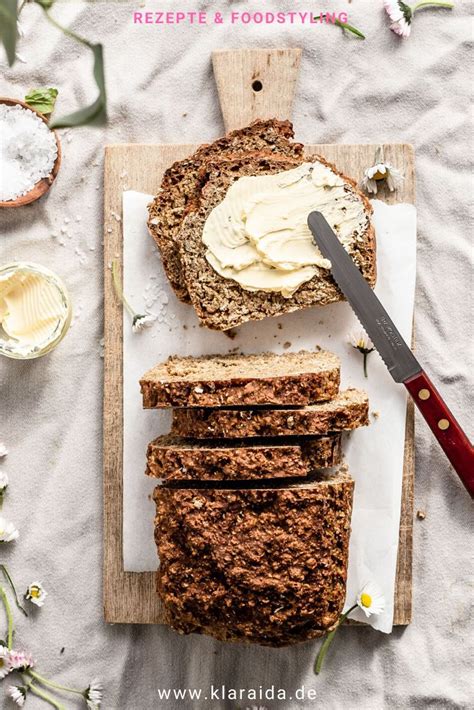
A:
1;1;473;707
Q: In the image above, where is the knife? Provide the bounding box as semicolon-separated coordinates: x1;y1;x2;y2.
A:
308;210;474;498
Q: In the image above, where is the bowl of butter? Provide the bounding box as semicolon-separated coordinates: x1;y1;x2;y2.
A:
0;262;72;359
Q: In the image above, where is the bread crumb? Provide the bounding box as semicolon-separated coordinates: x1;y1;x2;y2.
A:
283;341;291;349
416;510;426;520
277;323;283;330
224;328;237;340
371;411;380;419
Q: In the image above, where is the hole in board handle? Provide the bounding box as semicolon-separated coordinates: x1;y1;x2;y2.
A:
252;80;263;92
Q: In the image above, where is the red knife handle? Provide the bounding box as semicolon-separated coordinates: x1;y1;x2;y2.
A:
404;371;474;498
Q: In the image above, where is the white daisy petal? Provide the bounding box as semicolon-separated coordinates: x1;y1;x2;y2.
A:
85;679;103;709
357;581;385;617
0;646;11;679
25;582;48;608
0;517;19;543
0;471;8;493
132;312;157;333
8;685;27;707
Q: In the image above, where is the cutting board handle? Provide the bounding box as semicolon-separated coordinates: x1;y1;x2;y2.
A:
212;48;302;132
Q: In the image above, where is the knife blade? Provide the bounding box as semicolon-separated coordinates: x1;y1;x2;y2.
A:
308;210;474;498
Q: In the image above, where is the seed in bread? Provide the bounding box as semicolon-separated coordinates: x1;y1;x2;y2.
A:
171;388;369;439
140;350;340;409
146;433;343;480
153;469;354;646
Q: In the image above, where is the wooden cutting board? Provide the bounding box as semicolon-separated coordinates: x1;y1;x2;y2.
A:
103;49;415;626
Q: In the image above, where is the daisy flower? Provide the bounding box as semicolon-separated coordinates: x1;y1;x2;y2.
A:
85;679;103;709
384;0;412;37
8;650;34;672
361;146;404;194
0;645;12;679
7;685;27;707
314;579;386;674
0;517;19;543
357;581;386;617
132;312;157;333
111;260;157;334
25;582;48;608
0;471;8;494
348;331;375;377
384;1;454;40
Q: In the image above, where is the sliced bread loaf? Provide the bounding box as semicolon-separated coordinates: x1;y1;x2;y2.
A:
171;388;368;439
146;433;342;480
140;350;340;409
153;468;354;646
178;153;375;330
147;119;304;303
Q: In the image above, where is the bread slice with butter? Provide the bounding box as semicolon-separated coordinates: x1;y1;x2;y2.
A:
147;119;304;304
178;153;375;331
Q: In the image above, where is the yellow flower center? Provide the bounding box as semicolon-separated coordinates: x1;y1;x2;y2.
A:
30;587;40;598
360;593;372;608
0;658;4;668
372;170;387;181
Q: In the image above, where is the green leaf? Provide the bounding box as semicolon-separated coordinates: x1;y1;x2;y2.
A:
0;0;18;66
25;87;59;115
50;43;106;128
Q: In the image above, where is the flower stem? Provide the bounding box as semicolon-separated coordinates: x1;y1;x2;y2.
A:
363;353;368;378
29;682;67;710
0;585;14;649
0;564;28;617
412;2;454;12
314;15;365;38
27;669;84;696
112;259;136;318
42;8;93;49
314;604;358;675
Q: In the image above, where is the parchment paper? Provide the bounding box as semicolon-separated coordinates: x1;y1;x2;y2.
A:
122;190;416;634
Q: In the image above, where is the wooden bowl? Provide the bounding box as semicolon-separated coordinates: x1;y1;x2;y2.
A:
0;97;62;208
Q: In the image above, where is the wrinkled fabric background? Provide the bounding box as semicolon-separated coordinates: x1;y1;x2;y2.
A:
0;1;473;708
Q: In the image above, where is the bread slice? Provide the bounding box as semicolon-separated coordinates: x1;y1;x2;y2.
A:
171;388;368;439
153;468;354;646
140;350;340;409
178;153;376;330
146;433;342;480
147;119;304;303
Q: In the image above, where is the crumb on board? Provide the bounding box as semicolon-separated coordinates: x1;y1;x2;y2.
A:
277;323;283;330
371;411;380;419
224;328;237;340
283;341;291;349
416;510;426;520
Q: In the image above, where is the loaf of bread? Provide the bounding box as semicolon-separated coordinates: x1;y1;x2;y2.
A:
147;119;303;303
154;468;354;646
140;350;340;409
171;388;369;439
146;433;342;480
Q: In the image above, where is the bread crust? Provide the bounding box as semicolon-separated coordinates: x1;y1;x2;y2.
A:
146;433;343;480
178;151;376;330
140;350;340;409
154;478;354;646
147;119;304;303
171;388;369;439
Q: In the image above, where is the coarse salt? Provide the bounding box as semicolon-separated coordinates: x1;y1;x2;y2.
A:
0;104;58;202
